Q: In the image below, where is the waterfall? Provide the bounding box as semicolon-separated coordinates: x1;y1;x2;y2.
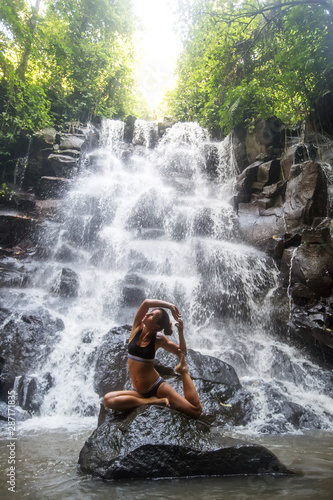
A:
7;119;333;433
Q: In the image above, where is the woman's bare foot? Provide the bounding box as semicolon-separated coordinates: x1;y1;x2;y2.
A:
176;352;188;375
146;396;170;407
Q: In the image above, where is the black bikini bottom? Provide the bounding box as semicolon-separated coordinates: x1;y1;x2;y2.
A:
135;376;165;398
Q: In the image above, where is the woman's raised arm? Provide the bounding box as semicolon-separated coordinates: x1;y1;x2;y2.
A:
176;318;187;355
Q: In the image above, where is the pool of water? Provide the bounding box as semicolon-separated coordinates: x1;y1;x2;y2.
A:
1;418;332;499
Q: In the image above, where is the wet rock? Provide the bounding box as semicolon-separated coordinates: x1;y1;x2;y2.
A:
262;384;322;433
288;302;333;364
235;161;263;204
46;154;78;178
33;127;58;147
232;126;248;172
251;159;281;193
35;199;66;222
203;143;219;178
24;126;97;192
0;261;29;288
120;273;147;307
192;208;214;236
10;192;36;214
124;115;136;143
245;118;284;164
284;161;328;231
54;243;77;262
158;119;176;138
0;307;64;400
288;243;333;301
0;401;30;421
126;190;167;230
15;375;43;413
0;213;38;248
133;120;158;148
51;267;80;297
59;134;86;151
14;372;53;414
93;325;131;397
23;129;57;190
127;250;155;272
38;176;71;199
78;405;292;479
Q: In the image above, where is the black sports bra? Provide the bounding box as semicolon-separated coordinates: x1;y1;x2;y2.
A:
128;330;163;363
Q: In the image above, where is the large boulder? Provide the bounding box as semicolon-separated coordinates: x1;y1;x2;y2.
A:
37;176;71;199
92;325;247;427
0;307;64;401
284;161;328;232
24;126;98;193
241;118;285;166
0;213;38;248
288;300;333;364
78;405;292;479
286;242;333;301
93;325;131;397
51;267;80;297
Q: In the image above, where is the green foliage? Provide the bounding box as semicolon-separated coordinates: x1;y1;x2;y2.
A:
0;0;137;142
167;0;333;133
0;182;14;201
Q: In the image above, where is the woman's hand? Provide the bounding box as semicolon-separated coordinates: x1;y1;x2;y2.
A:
176;318;187;355
175;318;184;333
170;304;180;321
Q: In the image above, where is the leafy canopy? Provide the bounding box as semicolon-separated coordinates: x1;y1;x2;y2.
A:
0;0;137;141
167;0;333;133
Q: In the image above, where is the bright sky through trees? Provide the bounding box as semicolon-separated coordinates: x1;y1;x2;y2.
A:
133;0;182;117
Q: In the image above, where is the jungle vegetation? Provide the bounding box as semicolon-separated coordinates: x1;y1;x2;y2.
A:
0;0;136;162
1;0;332;152
167;0;333;134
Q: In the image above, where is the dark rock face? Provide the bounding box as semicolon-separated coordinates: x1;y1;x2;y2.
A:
0;213;38;248
38;176;71;199
23;126;98;194
0;306;64;403
93;325;131;397
51;267;80;297
0;400;30;421
233;135;333;362
283;162;327;231
289;301;333;364
78;406;292;479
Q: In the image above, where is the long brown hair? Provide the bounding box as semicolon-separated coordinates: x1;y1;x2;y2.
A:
154;308;173;336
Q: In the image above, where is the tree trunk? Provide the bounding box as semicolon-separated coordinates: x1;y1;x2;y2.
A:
16;0;42;80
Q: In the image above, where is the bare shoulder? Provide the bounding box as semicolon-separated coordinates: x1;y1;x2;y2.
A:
155;332;167;347
128;324;142;342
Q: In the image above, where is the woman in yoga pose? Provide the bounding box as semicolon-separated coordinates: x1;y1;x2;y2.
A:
103;299;202;419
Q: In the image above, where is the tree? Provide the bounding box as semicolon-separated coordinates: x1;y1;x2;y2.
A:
167;0;333;133
0;0;137;135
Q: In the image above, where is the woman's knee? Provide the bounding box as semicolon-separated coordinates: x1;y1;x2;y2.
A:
186;401;202;419
193;402;203;419
103;393;115;409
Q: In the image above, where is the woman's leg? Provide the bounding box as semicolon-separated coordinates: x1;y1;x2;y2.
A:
103;390;169;411
157;353;202;419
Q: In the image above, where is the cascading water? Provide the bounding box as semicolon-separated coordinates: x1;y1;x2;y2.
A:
5;119;333;433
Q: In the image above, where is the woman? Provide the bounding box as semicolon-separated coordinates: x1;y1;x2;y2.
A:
103;299;202;419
